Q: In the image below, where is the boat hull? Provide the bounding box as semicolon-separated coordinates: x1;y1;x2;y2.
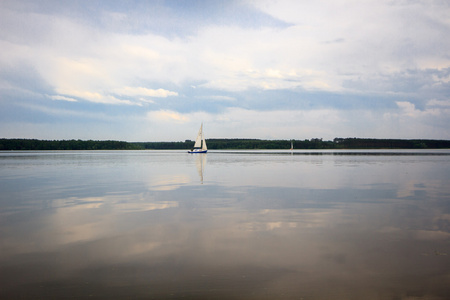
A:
188;149;207;153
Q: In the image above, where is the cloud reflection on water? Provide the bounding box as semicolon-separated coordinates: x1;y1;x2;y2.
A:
0;151;449;299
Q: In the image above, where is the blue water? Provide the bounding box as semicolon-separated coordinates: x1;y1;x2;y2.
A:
1;150;449;299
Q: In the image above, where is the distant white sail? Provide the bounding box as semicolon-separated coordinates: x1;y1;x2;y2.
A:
193;124;203;148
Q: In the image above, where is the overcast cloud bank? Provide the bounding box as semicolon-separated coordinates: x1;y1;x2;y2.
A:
1;0;449;141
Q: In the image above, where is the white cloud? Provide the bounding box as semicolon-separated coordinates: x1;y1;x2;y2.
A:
395;101;447;118
138;98;155;104
376;100;450;138
146;110;189;123
48;95;77;102
6;1;449;96
55;89;137;105
396;101;418;117
251;0;450;89
427;99;450;107
114;87;178;98
200;95;236;102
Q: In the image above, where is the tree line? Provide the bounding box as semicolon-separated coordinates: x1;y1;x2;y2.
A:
0;139;139;150
1;138;449;151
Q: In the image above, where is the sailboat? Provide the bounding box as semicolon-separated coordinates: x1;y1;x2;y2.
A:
188;123;207;153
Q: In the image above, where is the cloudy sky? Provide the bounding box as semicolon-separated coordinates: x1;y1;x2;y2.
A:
1;0;449;141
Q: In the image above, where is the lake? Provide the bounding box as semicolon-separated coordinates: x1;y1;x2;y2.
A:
1;150;449;299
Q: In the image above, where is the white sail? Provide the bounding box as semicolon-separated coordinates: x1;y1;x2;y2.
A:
193;124;203;148
202;134;207;151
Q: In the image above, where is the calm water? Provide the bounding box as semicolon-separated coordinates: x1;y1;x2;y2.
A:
1;150;449;299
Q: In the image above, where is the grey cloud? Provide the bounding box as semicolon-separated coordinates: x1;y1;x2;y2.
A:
1;0;290;38
342;68;450;102
0;63;53;96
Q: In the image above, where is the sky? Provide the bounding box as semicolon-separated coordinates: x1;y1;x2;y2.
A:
1;0;450;142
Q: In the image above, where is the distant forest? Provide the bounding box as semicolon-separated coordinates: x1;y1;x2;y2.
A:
0;139;137;151
1;138;450;151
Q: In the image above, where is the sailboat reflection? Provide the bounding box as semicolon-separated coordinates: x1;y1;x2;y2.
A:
195;153;207;184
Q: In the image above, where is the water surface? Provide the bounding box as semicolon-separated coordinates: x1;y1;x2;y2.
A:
1;150;449;299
